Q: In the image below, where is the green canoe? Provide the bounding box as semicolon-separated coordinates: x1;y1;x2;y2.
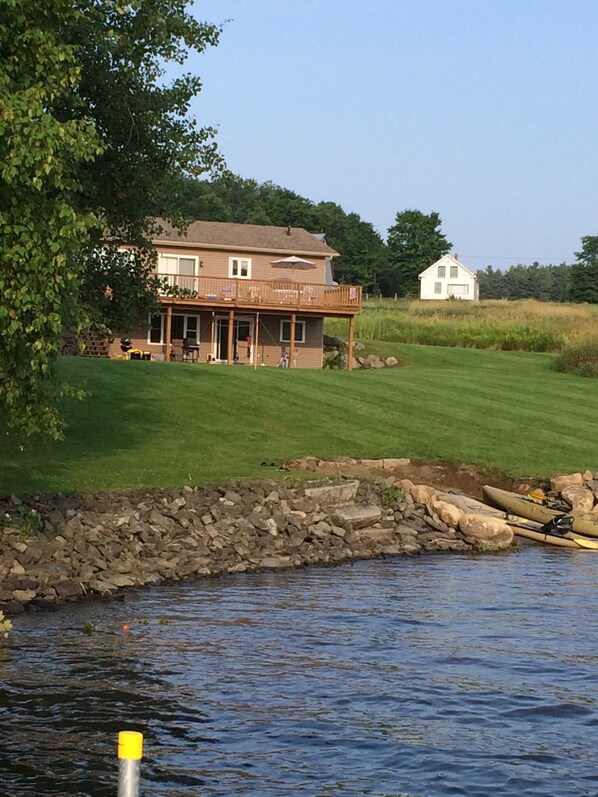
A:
482;485;598;539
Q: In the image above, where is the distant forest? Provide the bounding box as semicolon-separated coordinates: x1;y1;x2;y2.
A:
161;174;595;303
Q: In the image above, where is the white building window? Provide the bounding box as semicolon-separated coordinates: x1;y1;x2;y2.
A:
229;257;252;279
448;284;469;297
434;282;442;294
280;319;306;343
450;265;459;278
437;265;446;278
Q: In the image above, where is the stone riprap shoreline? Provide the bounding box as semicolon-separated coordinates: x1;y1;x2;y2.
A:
0;475;515;615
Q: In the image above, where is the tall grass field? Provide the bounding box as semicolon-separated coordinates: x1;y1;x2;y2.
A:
325;298;598;351
2;344;598;494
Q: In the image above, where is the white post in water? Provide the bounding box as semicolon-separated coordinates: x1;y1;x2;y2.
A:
118;730;143;797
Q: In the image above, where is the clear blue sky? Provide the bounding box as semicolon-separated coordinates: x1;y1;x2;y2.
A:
185;0;598;269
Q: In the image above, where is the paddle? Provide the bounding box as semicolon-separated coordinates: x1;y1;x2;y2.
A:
506;514;598;549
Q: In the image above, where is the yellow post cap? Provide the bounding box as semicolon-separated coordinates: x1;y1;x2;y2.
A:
118;730;143;761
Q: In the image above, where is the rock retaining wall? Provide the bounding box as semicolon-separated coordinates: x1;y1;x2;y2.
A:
0;478;493;615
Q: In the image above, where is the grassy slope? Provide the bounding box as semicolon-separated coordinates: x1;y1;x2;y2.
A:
2;344;597;494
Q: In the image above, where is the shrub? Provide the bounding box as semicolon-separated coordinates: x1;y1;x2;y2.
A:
553;341;598;377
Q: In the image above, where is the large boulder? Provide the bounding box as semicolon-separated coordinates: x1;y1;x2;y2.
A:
551;473;583;492
459;514;514;550
410;484;437;504
431;500;464;529
561;485;595;512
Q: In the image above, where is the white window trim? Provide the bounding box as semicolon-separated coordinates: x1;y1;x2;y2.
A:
229;256;252;279
450;266;459;278
437;265;446;278
280;319;306;344
434;282;442;294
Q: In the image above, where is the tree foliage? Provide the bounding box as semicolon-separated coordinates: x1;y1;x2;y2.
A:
382;210;452;296
569;236;598;303
477;262;571;301
0;0;222;437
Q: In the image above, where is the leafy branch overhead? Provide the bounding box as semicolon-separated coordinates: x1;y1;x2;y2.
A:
0;0;223;438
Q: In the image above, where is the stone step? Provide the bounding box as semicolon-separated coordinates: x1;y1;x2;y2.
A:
331;504;382;529
304;480;360;506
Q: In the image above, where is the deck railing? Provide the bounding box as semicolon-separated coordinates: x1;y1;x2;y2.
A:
156;274;362;313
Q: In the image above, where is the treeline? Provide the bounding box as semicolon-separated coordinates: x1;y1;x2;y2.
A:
477;263;571;301
160;174;598;304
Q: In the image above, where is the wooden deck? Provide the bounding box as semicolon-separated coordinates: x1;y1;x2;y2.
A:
157;274;362;316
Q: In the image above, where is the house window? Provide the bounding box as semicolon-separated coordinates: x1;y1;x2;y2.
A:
148;314;164;344
159;254;197;276
171;314;199;339
280;319;306;344
147;313;199;344
450;265;458;278
437;265;445;278
448;284;469;297
229;257;252;279
434;282;442;294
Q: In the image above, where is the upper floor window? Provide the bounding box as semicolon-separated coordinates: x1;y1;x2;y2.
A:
159;254;197;276
229;257;252;279
437;265;445;278
450;265;459;278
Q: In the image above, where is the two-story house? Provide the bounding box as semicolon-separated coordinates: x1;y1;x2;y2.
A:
108;220;362;368
418;254;479;301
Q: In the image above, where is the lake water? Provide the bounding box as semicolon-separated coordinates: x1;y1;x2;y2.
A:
2;548;598;797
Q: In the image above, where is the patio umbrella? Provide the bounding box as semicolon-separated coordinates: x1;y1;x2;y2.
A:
271;255;316;277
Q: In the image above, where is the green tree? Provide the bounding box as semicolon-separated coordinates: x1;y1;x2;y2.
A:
0;0;222;438
569;237;598;303
477;265;506;299
383;210;452;296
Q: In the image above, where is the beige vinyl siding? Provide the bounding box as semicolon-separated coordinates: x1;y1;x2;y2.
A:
111;313;325;368
254;316;323;368
156;246;328;286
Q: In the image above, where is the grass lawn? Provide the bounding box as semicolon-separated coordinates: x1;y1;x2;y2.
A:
2;343;597;494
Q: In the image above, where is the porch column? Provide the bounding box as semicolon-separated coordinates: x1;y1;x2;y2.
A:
227;308;235;364
289;313;296;368
347;315;355;371
165;305;173;362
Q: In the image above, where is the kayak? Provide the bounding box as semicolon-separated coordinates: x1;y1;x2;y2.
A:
507;519;598;549
450;491;598;549
482;485;598;539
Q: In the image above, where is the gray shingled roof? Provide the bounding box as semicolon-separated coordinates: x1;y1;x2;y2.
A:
153;219;339;257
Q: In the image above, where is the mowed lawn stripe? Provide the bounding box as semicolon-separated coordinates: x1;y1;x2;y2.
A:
1;344;598;493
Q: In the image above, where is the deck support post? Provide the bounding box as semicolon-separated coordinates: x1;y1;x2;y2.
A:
347;315;355;371
289;313;297;368
209;312;215;361
227;308;235;364
165;305;173;362
253;313;260;368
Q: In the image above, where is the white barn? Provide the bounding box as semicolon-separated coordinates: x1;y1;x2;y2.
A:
418;254;479;301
